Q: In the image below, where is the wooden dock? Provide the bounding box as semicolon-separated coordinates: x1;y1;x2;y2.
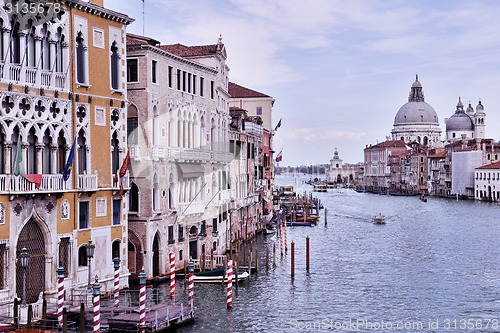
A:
107;303;194;333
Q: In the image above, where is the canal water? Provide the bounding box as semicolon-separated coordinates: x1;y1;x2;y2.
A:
166;174;500;333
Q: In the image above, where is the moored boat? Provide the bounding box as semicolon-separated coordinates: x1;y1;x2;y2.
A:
194;267;249;283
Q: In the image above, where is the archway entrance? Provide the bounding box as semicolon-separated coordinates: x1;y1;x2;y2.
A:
152;233;160;277
17;218;46;303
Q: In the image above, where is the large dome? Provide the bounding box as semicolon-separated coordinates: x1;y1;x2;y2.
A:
394;101;439;125
446;98;473;131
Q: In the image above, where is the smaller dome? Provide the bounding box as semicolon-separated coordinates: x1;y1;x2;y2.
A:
446;113;474;131
456;97;463;110
466;102;474;114
476;100;484;111
412;74;422;88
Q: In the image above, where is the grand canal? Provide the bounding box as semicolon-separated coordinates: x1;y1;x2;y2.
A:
170;174;500;332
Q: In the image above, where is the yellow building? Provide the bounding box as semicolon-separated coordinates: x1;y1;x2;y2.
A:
0;0;132;311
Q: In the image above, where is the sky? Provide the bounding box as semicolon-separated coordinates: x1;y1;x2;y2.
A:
105;0;500;166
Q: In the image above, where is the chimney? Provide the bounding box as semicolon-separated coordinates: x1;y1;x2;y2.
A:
91;0;104;7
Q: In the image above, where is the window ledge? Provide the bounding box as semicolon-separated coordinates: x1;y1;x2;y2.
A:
77;83;91;89
111;89;124;95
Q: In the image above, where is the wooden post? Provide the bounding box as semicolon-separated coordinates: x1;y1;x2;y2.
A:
306;235;310;272
248;252;252;279
291;241;295;277
42;297;47;327
210;249;214;270
63;308;68;333
27;304;32;328
79;303;85;333
266;247;269;271
324;207;328;225
13;298;18;329
254;249;258;273
273;243;276;268
184;259;188;289
234;261;239;287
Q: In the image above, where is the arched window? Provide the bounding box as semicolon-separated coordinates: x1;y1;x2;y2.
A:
10;20;20;64
110;41;119;90
42;129;52;174
153;106;159;146
129;182;139;212
76;32;86;84
78;246;88;267
27;127;37;174
0;19;4;61
27;25;36;67
0;127;4;174
55;27;64;72
127;105;138;145
111;131;120;176
77;129;87;174
41;24;51;70
112;240;121;259
57;132;66;173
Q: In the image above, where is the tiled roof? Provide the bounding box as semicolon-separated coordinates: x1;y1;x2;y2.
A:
476;161;500;170
127;33;160;46
160;44;218;57
228;82;270;98
369;140;407;149
429;150;446;158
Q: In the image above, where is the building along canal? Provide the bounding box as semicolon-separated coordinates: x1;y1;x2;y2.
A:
168;174;500;332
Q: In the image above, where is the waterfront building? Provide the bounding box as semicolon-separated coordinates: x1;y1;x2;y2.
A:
475;161;500;202
228;82;275;222
451;151;483;198
228;108;264;241
0;0;133;309
125;33;232;278
427;148;446;196
327;148;363;186
363;140;408;193
391;76;441;146
445;98;486;142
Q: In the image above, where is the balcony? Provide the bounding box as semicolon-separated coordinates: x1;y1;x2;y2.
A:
178;201;205;215
1;63;68;91
77;174;98;191
0;174;68;193
168;147;233;163
151;145;165;160
130;145;141;160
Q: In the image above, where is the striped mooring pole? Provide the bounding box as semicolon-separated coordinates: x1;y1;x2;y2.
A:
139;267;147;333
169;252;175;299
226;260;233;309
57;265;65;328
284;217;288;252
113;257;120;309
280;219;284;256
188;260;194;309
92;276;101;333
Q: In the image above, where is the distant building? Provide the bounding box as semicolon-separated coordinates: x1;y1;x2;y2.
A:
391;76;441;146
327;148;362;185
475;161;500;202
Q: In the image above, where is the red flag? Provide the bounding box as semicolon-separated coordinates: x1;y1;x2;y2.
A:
25;174;43;189
119;150;130;178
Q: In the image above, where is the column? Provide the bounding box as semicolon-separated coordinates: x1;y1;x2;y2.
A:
4;142;11;175
36;144;43;174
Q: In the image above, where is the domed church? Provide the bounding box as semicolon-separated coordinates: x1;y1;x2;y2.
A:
391;75;442;146
445;97;486;142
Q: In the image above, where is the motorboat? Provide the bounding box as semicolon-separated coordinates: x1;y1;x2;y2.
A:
373;213;386;224
193;267;249;283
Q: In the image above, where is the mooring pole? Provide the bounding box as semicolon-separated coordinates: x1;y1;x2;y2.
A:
306;235;310;272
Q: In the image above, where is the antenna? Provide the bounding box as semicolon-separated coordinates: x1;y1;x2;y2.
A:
142;0;145;36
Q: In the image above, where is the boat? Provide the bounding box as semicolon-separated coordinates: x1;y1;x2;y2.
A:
265;227;275;235
193;267;249;283
373;213;386;224
313;184;328;192
420;195;427;202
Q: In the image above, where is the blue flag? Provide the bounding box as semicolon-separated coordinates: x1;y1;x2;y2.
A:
274;118;282;131
62;138;76;181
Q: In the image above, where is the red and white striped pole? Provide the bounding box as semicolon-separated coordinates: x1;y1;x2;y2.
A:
113;257;120;309
226;260;233;309
56;266;65;328
92;276;101;333
169;252;175;299
138;267;147;332
188;260;194;309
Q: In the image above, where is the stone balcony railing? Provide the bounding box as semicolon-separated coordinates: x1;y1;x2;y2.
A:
178;201;205;215
2;63;68;90
77;174;98;191
0;174;68;193
151;145;165;160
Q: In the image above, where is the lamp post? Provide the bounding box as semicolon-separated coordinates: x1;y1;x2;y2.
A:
19;247;29;306
86;240;95;289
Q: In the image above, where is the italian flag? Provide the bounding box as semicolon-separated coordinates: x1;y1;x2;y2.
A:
14;134;43;189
